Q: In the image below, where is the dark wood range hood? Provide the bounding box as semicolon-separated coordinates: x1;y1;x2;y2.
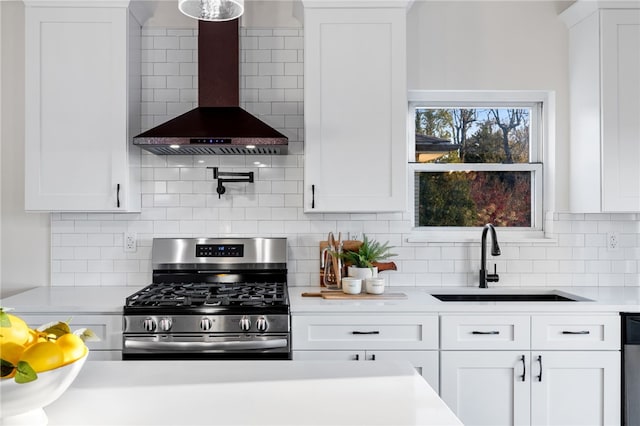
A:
133;20;288;155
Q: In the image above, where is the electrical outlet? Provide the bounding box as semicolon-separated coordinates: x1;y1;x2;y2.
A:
607;232;619;251
349;232;360;241
124;232;137;253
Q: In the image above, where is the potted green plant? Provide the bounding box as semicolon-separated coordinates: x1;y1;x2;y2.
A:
339;234;396;280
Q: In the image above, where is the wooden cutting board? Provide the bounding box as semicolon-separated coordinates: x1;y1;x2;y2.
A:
301;291;407;300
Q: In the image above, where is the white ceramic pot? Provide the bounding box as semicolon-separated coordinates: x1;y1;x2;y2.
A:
341;277;362;294
365;277;385;294
347;266;378;280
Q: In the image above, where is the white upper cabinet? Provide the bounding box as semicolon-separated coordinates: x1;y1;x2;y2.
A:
301;1;409;212
24;1;147;212
562;2;640;212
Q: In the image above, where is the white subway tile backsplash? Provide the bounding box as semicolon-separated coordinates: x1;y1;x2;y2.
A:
114;260;140;273
245;76;272;89
258;88;285;102
179;194;207;207
87;234;114;247
153;194;181;207
272;76;298;89
75;247;101;260
49;27;640;288
142;76;167;89
285;62;304;76
259;36;285;50
154;36;180;49
273;29;299;37
142;49;167;63
272;50;298;63
142;102;167;116
167;181;193;194
154;89;180;102
166;207;194;221
100;273;128;286
166;75;193;89
246;50;272;63
88;260;114;273
284;36;303;50
167;49;193;63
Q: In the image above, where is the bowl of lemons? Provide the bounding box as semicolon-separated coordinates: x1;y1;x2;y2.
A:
0;309;91;424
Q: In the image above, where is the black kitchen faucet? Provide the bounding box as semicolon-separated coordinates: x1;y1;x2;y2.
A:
479;223;501;288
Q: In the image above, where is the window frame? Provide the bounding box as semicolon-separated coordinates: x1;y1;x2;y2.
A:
406;90;552;242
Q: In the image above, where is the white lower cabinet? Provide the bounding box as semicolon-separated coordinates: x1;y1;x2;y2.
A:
440;351;531;426
441;350;620;426
439;314;621;426
18;314;123;361
292;315;439;390
530;351;620;426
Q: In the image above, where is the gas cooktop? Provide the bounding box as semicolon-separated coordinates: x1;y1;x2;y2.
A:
125;282;288;309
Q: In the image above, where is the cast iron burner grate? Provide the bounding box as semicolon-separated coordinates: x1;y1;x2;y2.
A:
126;282;287;308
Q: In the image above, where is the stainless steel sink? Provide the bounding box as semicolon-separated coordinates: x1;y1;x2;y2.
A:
430;291;590;302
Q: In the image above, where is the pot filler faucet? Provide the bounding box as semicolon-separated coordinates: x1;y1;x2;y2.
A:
479;223;501;288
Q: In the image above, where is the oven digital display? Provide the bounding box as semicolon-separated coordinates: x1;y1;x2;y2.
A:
196;244;244;258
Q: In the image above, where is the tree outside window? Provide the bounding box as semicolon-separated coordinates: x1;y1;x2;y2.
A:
411;105;541;229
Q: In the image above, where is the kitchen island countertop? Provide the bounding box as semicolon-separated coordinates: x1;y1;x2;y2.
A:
41;359;462;426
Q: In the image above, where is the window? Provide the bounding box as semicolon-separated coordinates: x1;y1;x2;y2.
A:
408;92;544;235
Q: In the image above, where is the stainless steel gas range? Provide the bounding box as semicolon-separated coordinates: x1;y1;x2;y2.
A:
122;237;290;360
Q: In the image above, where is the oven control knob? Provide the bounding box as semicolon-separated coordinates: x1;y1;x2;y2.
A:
200;317;213;331
159;317;173;332
143;317;157;332
256;316;268;332
239;316;251;332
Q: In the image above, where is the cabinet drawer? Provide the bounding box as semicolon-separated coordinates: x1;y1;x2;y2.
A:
292;315;438;350
19;314;123;351
531;315;620;350
440;315;530;350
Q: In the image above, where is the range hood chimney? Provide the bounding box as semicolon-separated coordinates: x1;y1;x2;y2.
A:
133;20;288;155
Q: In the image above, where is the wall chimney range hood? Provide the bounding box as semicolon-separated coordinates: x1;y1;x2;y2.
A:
133;20;288;155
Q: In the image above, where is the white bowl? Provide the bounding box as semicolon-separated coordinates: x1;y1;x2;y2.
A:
341;277;362;294
365;277;385;294
0;352;88;423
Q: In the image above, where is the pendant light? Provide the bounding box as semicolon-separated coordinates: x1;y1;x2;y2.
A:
178;0;244;22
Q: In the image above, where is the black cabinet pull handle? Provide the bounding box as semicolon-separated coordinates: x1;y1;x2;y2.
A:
537;355;543;382
471;331;500;335
116;183;121;208
370;354;376;361
352;331;380;335
561;330;590;335
520;355;526;382
311;184;315;208
354;354;359;361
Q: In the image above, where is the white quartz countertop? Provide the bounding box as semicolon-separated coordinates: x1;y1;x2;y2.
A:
3;285;640;315
289;286;640;313
42;360;461;426
0;286;138;314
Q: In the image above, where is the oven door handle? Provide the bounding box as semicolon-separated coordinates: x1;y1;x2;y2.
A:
124;338;289;352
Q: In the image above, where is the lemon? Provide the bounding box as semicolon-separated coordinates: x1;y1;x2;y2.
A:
19;341;65;373
0;314;31;346
1;341;26;365
55;333;87;364
0;341;26;379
